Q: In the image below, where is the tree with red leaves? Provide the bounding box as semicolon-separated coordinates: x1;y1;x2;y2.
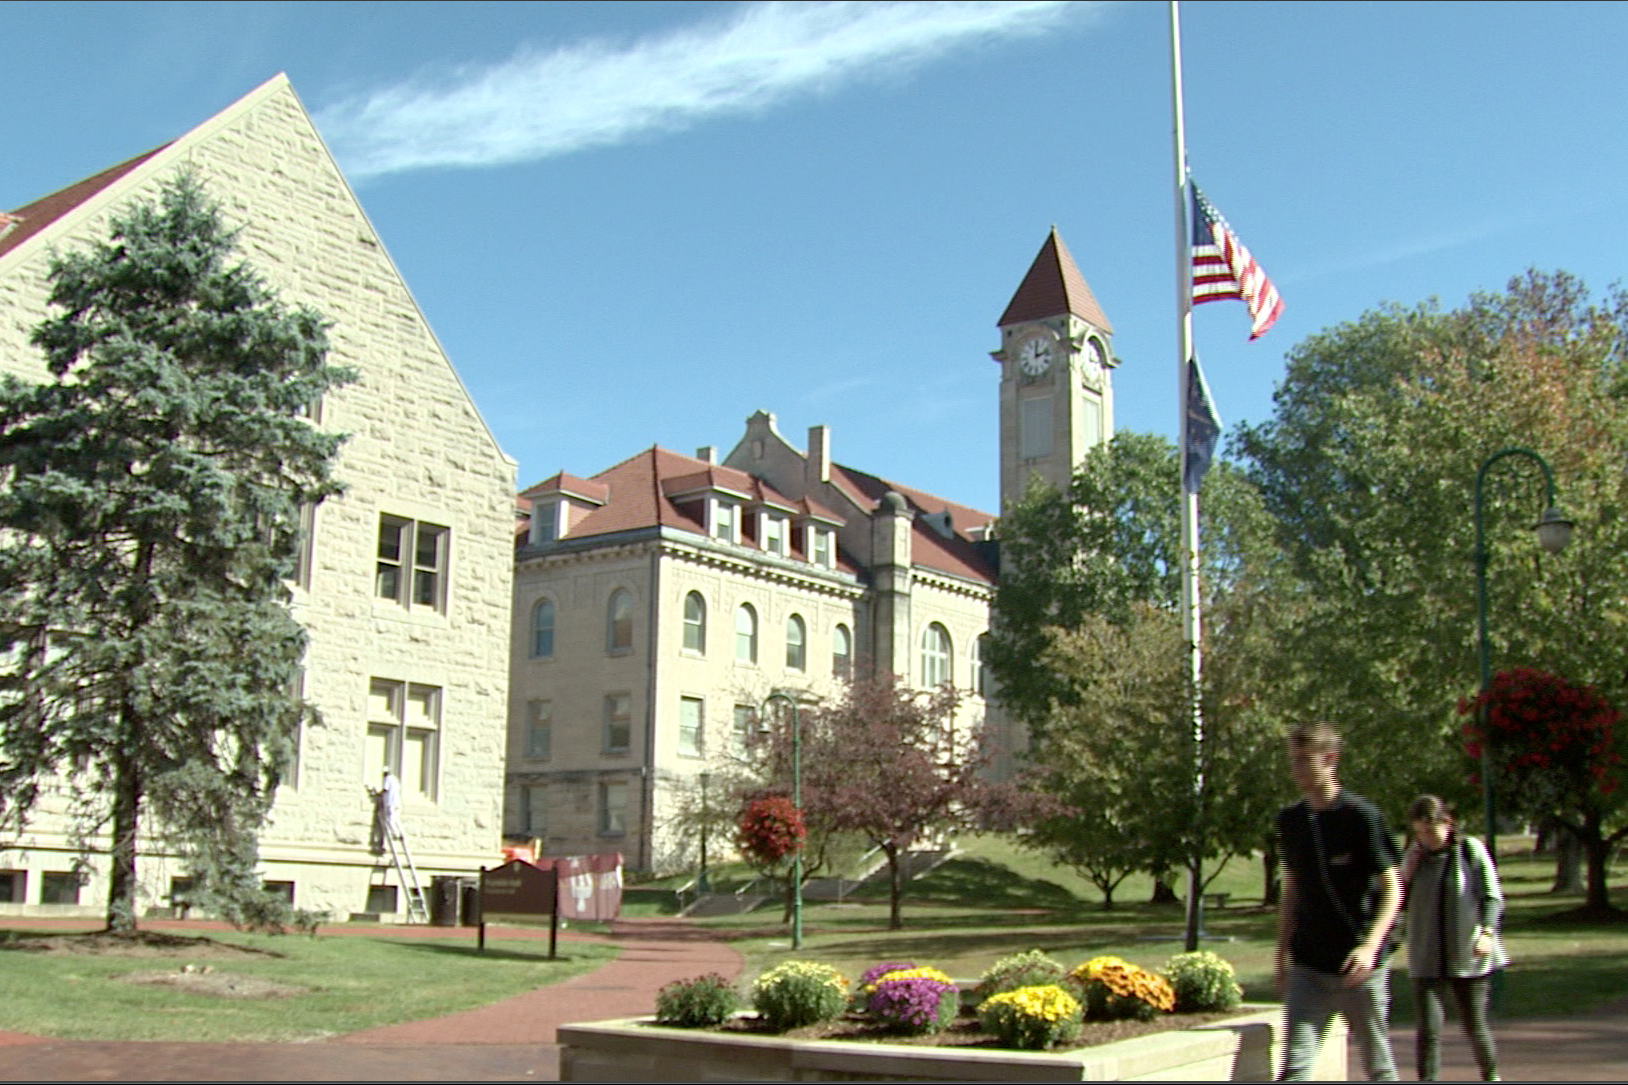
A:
751;672;1027;930
1461;666;1626;913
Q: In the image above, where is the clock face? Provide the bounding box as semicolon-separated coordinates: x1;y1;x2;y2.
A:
1018;337;1052;375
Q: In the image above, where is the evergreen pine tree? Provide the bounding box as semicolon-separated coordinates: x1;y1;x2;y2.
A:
0;172;352;933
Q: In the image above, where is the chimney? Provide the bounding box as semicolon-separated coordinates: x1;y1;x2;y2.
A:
807;424;831;489
695;445;717;464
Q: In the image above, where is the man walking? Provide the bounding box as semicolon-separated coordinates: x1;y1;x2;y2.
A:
1276;722;1402;1080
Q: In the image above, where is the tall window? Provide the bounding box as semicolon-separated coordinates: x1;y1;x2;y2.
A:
735;603;758;663
607;588;633;652
683;592;706;654
603;693;631;753
531;599;555;659
832;623;853;678
733;704;755;752
972;634;990;696
526;699;552;759
365;679;441;800
763;515;786;556
530;501;559;545
521;784;547;836
1020;395;1052;460
921;623;952;688
599;781;629;835
292;502;316;590
811;527;832;568
713;500;735;542
785;614;806;671
679;696;704;757
376;515;449;612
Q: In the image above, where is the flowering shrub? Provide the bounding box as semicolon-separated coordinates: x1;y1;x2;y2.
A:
654;972;740;1027
977;984;1083;1049
751;960;849;1030
866;973;960;1035
736;797;807;865
972;948;1071;1001
1071;957;1175;1021
1163;951;1243;1013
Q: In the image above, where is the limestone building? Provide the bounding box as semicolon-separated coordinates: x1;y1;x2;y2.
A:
505;229;1117;871
0;77;517;918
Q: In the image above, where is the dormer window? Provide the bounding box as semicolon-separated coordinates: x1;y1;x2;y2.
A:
530;501;560;545
808;526;833;568
712;499;736;542
763;514;785;556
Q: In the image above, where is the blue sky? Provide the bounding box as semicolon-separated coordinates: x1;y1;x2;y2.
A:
4;1;1623;514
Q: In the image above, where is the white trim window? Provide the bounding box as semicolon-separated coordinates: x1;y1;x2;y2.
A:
604;692;631;753
376;515;450;612
735;603;758;664
810;527;833;568
679;696;704;757
683;591;706;654
832;622;853;678
920;623;952;688
531;598;556;659
607;589;634;653
526;699;552;759
785;613;806;671
599;780;629;836
762;514;786;556
365;679;441;800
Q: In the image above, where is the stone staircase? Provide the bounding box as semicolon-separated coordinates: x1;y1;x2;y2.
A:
677;847;955;917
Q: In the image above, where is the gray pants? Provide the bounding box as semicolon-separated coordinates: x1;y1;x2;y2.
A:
1280;963;1399;1081
1413;975;1497;1080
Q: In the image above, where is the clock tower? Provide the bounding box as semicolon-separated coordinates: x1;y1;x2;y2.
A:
992;228;1117;512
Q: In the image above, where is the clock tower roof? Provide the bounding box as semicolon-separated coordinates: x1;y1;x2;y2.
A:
997;227;1114;333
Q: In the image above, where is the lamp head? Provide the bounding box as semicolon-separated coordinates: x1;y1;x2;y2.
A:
1534;507;1575;555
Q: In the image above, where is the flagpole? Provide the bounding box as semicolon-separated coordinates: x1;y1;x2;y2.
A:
1171;0;1206;954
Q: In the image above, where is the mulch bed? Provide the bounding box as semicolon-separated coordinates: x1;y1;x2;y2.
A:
702;1008;1241;1051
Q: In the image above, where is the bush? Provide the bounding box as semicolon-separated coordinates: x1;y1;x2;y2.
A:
852;960;918;1010
655;973;741;1027
867;973;961;1035
751;960;849;1030
977;984;1083;1049
1070;957;1175;1022
972;948;1070;1001
1163;951;1243;1013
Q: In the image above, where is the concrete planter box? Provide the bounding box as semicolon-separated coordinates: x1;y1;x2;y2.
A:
558;1005;1346;1081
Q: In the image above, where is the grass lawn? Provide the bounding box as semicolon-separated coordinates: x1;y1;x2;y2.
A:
675;834;1628;1024
0;926;617;1042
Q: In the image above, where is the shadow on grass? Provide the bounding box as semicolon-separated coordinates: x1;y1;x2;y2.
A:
383;939;580;963
855;857;1093;913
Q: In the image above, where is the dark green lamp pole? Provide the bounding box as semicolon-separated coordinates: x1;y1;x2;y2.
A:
761;690;804;949
1474;448;1573;863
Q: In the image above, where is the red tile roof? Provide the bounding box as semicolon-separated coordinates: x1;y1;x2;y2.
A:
829;463;997;586
997;227;1114;332
0;144;172;262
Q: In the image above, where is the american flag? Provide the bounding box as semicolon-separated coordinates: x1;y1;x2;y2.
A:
1191;183;1282;340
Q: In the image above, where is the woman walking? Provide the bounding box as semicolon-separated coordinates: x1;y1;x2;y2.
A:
1401;795;1506;1081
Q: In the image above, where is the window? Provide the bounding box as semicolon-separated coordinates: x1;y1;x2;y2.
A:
1020;395;1052;460
604;692;631;753
921;623;952;687
0;870;23;903
833;623;853;678
530;501;559;545
679;696;704;757
811;527;833;568
972;634;990;696
713;500;735;542
41;872;81;905
599;781;629;835
735;604;758;664
292;502;316;590
683;592;706;654
733;704;755;752
366;884;399;914
526;699;552;759
763;515;785;556
531;599;556;659
785;614;806;671
365;679;441;800
607;588;633;652
521;784;547;836
263;880;296;904
376;515;449;612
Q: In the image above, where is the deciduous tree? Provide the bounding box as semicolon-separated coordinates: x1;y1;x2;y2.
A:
0;173;351;932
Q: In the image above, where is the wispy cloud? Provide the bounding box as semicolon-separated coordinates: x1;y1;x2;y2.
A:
317;1;1087;180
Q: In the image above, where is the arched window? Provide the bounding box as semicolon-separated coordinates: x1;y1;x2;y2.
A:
607;588;633;652
921;623;952;687
735;603;758;664
971;633;989;696
832;623;853;678
683;592;706;654
785;614;806;671
530;598;555;659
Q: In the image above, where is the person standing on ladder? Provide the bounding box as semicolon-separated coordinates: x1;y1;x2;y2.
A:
380;767;402;835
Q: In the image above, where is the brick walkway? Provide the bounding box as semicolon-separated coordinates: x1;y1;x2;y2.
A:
1;917;1626;1080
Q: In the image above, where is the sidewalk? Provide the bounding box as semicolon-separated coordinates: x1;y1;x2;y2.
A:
0;917;742;1081
2;916;1626;1081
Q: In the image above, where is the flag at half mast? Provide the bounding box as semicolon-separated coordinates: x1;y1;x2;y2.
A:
1191;182;1282;340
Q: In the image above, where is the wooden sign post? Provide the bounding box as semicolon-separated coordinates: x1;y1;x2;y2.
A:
477;859;560;958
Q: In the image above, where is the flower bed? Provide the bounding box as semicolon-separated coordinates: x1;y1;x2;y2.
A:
557;1005;1346;1081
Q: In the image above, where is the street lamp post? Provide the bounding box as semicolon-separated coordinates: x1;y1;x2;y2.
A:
761;690;804;949
1473;448;1573;863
